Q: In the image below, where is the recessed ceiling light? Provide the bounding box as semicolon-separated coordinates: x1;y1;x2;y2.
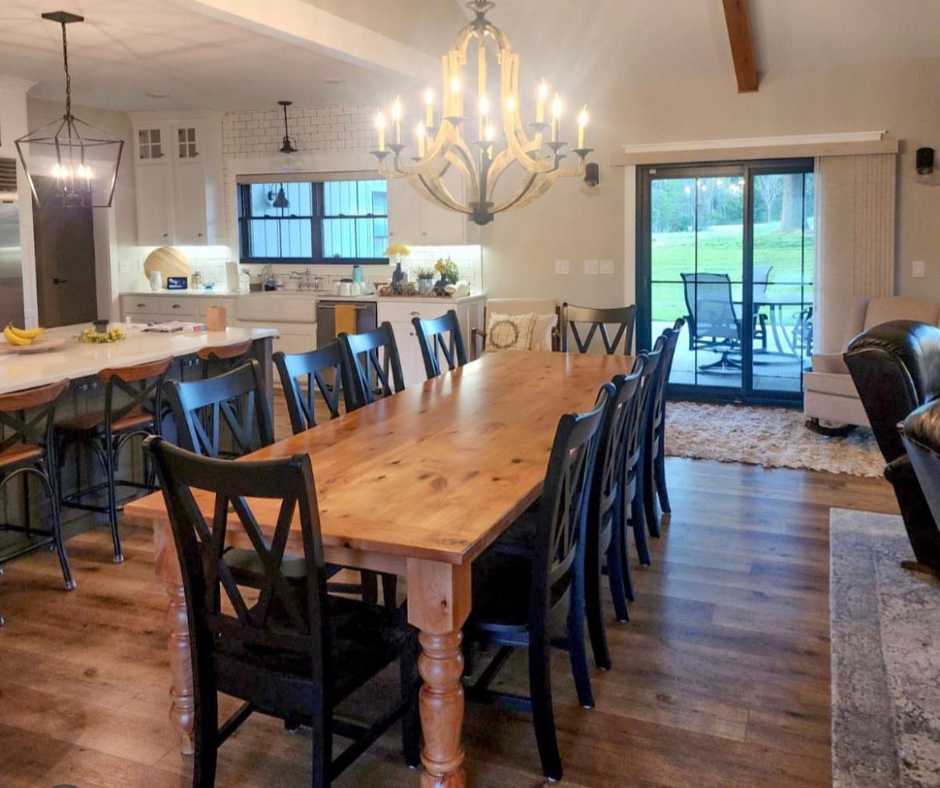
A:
146;91;169;98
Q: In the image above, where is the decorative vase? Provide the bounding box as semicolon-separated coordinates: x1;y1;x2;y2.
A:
392;260;406;286
418;277;434;295
149;271;163;291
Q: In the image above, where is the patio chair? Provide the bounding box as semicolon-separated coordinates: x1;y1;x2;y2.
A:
680;273;742;372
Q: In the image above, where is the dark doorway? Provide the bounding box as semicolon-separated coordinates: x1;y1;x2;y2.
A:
32;176;97;327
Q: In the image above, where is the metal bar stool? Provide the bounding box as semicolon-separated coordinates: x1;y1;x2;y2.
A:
56;357;173;563
0;379;73;625
196;338;254;379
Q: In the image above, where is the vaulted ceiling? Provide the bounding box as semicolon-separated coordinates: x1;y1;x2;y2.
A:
0;0;937;112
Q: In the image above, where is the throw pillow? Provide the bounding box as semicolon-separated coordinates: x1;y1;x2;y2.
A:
485;312;537;353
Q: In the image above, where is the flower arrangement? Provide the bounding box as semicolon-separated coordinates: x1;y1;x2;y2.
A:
79;326;126;344
383;244;411;260
435;257;460;285
415;266;437;280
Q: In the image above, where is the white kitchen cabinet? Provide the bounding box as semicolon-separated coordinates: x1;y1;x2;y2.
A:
386;178;467;246
129;111;223;247
237;320;316;358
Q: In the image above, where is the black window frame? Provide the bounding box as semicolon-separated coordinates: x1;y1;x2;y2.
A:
237;179;389;265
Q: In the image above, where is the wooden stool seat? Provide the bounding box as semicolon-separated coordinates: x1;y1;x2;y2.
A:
196;339;253;363
56;408;153;436
0;442;44;468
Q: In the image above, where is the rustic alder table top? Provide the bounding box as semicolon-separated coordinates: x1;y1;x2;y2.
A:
125;350;635;565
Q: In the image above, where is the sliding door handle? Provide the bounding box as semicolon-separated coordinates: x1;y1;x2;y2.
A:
52;277;69;284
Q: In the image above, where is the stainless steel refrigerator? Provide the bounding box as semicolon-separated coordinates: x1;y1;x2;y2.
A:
0;158;25;328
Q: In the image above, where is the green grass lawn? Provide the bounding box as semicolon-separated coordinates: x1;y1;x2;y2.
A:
649;224;814;322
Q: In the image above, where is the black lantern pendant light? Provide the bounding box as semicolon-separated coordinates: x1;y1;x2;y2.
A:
272;187;289;209
279;100;298;154
15;11;124;208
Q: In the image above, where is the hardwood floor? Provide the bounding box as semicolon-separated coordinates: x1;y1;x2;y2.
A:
0;409;898;787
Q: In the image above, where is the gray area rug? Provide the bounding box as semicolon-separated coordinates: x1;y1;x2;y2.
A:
665;401;884;477
830;508;940;788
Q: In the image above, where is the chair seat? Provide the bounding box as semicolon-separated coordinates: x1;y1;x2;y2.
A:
57;408;154;437
216;595;413;706
0;441;43;469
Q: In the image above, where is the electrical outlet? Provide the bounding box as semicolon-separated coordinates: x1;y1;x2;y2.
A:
119;261;131;274
599;259;615;275
554;259;570;275
913;260;926;278
584;259;599;275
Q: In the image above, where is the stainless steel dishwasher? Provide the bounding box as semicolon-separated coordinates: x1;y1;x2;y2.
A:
316;299;377;347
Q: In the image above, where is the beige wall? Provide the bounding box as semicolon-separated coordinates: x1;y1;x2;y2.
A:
473;55;940;306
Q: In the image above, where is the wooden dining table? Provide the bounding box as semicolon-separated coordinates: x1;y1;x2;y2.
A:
123;348;634;788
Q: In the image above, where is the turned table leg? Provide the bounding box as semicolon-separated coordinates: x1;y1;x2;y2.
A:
154;516;195;755
407;558;472;788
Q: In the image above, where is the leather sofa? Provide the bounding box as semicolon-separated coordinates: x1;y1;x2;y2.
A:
901;400;940;572
804;296;940;429
844;320;940;571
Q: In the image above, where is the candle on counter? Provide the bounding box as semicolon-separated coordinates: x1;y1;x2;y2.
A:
424;87;434;128
577;106;588;149
375;111;386;151
391;97;402;145
536;80;549;124
551;93;562;143
416;123;426;157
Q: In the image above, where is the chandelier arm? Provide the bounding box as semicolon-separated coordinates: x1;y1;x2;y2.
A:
488;172;541;214
491;173;558;214
409;174;472;215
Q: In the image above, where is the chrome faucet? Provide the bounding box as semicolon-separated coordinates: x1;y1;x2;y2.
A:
290;270;315;291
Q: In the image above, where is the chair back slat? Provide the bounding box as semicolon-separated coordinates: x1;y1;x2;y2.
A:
561;303;636;356
532;386;609;608
339;322;405;410
165;361;274;459
412;310;468;380
594;362;644;516
274;341;352;435
145;437;328;661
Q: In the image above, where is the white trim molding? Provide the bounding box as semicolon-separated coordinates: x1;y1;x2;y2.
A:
620;131;887;155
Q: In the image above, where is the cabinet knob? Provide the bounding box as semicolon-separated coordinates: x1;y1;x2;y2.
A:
163;233;169;238
172;304;181;309
410;311;420;317
198;233;203;237
136;303;146;308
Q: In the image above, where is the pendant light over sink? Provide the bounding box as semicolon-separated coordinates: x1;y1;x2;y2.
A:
15;11;124;208
278;100;298;154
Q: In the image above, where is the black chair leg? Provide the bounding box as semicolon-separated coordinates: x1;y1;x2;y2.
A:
630;488;651;567
529;631;563;782
606;518;630;622
400;633;422;768
585;537;611;670
644;452;661;539
382;573;398;608
361;570;379;605
567;581;595;709
656;432;671;514
192;685;219;788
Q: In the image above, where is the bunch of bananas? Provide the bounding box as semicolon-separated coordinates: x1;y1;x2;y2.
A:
3;324;44;346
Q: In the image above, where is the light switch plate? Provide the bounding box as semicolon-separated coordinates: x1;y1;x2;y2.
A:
584;259;599;275
119;260;131;274
913;260;926;278
554;259;570;275
599;259;615;275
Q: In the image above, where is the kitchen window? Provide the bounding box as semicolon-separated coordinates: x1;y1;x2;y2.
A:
237;178;388;264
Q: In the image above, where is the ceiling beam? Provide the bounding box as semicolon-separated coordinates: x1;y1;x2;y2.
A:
721;0;758;93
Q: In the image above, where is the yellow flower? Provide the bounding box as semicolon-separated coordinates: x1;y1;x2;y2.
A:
383;244;411;258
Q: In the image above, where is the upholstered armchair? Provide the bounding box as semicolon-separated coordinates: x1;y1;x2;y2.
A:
901;400;940;573
844;320;940;571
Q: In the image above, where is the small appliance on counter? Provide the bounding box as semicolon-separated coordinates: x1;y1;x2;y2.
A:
166;276;188;290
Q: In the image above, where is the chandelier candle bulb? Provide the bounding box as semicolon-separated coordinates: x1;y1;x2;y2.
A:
536;80;549;124
375;112;386;152
416;123;426;158
551;93;562;143
578;106;588;149
392;98;402;145
425;88;434;127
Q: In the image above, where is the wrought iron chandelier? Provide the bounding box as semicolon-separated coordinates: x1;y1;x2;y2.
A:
15;11;124;209
372;0;592;226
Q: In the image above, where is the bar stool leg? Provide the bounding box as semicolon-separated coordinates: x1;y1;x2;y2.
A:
104;433;123;563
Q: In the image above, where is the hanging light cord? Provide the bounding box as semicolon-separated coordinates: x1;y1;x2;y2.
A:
60;21;71;118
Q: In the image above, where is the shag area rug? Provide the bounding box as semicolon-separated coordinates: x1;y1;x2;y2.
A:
664;401;884;477
830;508;940;788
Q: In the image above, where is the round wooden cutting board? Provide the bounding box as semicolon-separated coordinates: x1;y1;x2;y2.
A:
144;246;191;279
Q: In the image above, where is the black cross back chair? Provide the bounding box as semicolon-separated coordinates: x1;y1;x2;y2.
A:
144;437;420;788
465;385;609;782
412;309;468;380
56;357;173;563
561;303;637;355
585;360;645;670
338;322;405;410
0;379;74;626
274;341;353;434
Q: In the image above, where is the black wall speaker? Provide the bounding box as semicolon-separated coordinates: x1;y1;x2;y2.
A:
916;147;934;175
584;162;600;187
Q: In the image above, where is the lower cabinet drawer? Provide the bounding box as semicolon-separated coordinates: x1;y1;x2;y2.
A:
377;302;453;324
159;298;199;318
122;295;161;316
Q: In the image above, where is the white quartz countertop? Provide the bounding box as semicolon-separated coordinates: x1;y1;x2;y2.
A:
0;325;277;395
121;289;486;304
318;293;485;304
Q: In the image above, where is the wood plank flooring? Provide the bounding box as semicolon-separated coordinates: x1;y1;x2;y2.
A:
0;402;899;787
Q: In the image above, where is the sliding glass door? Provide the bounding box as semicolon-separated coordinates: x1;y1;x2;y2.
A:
637;160;814;405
